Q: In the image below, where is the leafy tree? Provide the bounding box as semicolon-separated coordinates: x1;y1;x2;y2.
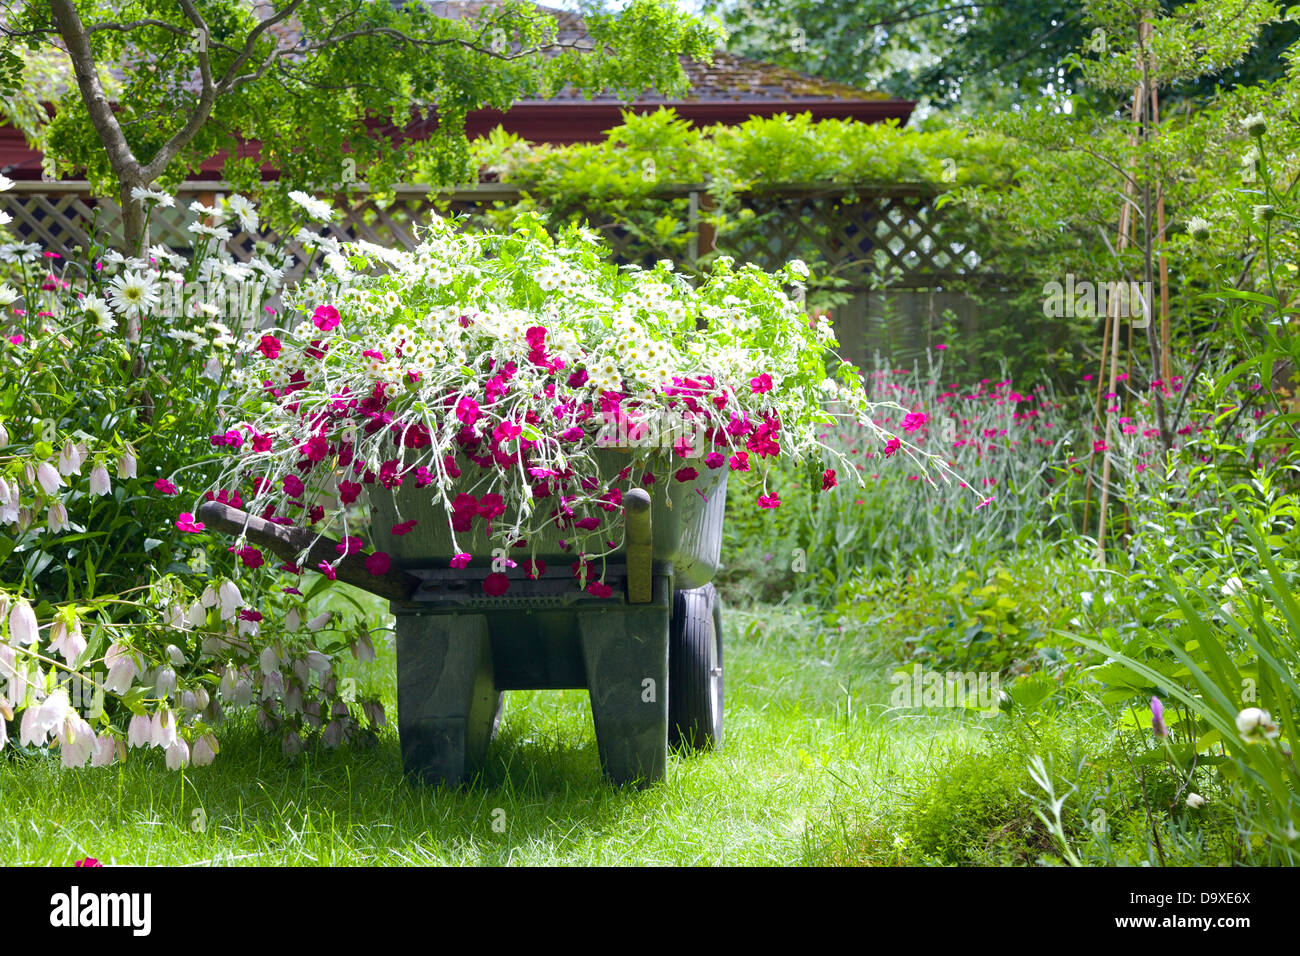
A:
703;0;1299;114
0;0;719;251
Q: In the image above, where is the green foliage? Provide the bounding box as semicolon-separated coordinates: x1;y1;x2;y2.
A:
467;108;1019;309
704;0;1298;114
2;0;718;246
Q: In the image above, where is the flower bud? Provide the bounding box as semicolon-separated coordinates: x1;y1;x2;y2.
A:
58;440;81;477
165;737;190;770
8;599;39;646
117;451;137;479
128;713;153;748
36;461;63;495
89;464;111;497
192;733;218;766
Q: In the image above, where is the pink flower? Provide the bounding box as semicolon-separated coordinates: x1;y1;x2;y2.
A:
391;519;418;536
317;561;337;580
365;552;391;575
586;581;614;599
705;452;725;469
1093;440;1108;453
336;536;364;556
524;559;545;579
313;304;340;331
674;467;699;482
456;396;481;425
302;432;330;462
493;420;522;443
935;343;948;350
883;438;902;457
237;546;264;569
757;493;781;509
1151;696;1167;738
821;469;837;490
728;452;750;472
477;493;506;520
749;373;773;394
483;572;510;596
257;335;282;359
176;512;205;533
450;553;473;569
283;474;305;498
902;412;928;433
338;481;362;504
154;478;178;495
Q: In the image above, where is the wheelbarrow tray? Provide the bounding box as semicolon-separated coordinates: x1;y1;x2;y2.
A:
368;448;727;591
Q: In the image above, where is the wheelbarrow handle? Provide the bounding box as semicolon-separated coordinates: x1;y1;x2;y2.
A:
196;500;419;602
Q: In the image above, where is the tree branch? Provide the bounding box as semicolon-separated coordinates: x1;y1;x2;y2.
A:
48;0;141;186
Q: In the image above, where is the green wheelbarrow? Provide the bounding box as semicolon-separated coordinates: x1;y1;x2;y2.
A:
199;458;727;788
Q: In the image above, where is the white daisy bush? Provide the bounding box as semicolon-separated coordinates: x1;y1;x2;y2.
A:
207;210;954;597
0;183;385;769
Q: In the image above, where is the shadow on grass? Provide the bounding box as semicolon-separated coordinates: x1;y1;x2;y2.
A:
1;698;666;864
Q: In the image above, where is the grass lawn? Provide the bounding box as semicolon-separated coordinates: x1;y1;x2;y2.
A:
0;603;1003;866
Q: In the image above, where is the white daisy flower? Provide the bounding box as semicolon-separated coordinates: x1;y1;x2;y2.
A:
288;190;334;222
107;270;160;316
188;222;233;240
224;193;259;232
83;295;115;330
130;185;175;208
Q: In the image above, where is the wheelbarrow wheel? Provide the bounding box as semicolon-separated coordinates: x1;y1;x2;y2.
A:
669;583;723;752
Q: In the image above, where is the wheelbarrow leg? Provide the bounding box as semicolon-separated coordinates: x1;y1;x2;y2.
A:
394;610;500;787
578;575;671;787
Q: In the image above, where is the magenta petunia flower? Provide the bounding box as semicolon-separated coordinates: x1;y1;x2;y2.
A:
493;420;522;443
586;581;614;599
749;373;773;394
238;546;264;569
883;438;902;457
365;552;391;576
317;561;337;581
728;452;749;472
175;512;205;533
483;572;510;596
155;478;178;495
902;412;928;433
821;469;837;490
257;334;282;359
450;553;472;569
391;519;418;536
283;474;305;498
456;396;481;425
312;304;340;331
524;559;545;579
674;467;699;483
336;536;364;556
757;493;781;509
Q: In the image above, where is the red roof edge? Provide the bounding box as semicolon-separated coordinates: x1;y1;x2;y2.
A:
1;99;916;180
463;99;917;144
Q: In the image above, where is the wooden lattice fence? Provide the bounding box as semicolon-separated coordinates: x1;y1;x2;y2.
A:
1;179;1031;371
